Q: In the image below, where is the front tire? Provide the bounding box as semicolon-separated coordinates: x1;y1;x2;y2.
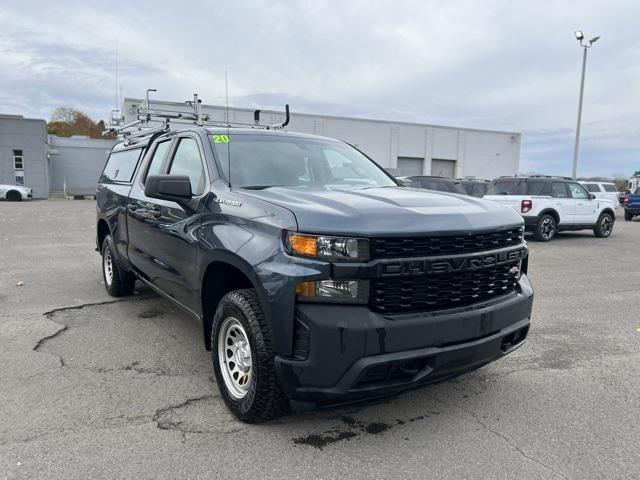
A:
101;235;135;296
212;289;288;423
594;212;614;238
624;210;633;221
534;214;557;242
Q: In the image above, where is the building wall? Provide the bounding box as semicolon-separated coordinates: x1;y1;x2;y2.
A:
0;115;49;198
48;135;117;195
121;98;521;179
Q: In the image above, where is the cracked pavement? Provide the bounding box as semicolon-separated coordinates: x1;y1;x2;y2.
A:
1;200;639;479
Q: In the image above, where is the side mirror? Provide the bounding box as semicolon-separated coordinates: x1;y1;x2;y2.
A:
588;193;596;200
145;175;193;208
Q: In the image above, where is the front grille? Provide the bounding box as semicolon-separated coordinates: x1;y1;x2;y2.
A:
370;261;520;313
371;227;523;259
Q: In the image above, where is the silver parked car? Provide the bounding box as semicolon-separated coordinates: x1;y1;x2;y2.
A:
0;184;33;201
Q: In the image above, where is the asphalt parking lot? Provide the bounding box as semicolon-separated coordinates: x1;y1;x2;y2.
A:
1;200;639;479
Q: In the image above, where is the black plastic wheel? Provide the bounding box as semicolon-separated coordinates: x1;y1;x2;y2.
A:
101;234;135;296
211;289;289;423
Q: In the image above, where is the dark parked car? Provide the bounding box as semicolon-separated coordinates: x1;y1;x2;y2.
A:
96;119;533;422
460;179;493;197
406;175;468;194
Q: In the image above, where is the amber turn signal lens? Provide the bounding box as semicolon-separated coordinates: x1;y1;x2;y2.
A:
295;281;316;297
288;234;317;257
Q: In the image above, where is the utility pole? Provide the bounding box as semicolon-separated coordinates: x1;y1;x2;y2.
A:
572;30;599;179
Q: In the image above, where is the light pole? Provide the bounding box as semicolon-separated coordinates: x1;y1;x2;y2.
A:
572;30;600;179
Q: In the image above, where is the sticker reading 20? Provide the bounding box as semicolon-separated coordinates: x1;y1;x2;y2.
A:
212;134;230;144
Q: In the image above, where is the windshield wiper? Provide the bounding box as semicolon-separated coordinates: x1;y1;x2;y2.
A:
240;185;293;190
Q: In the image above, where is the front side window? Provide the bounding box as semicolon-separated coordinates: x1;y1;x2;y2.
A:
101;148;143;183
211;134;396;189
144;140;172;183
568;183;589;199
168;138;205;196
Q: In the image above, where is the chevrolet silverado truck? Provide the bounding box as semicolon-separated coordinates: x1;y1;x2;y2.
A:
96;126;533;422
484;176;616;241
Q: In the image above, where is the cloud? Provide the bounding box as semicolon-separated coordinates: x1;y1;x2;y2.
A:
0;0;638;176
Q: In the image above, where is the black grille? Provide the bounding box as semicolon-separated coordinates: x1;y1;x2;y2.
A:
371;227;523;259
370;261;520;313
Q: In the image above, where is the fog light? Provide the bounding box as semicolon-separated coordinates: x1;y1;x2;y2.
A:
295;279;368;304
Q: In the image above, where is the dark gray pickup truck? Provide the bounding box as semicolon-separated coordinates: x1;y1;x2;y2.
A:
96;126;533;422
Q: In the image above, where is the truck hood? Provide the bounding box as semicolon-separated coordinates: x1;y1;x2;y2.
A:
240;186;523;236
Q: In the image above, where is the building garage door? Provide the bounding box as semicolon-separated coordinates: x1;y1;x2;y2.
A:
397;157;424;176
431;159;456;178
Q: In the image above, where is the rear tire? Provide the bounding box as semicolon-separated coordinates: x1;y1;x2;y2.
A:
533;214;557;242
624;210;633;221
594;212;614;238
211;289;288;423
101;235;135;296
6;190;22;201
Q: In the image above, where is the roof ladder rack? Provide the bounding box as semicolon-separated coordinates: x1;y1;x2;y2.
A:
103;89;292;139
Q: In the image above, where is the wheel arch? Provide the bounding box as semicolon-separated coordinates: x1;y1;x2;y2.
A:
97;219;111;250
538;208;560;224
600;207;615;219
200;253;269;351
6;189;22;200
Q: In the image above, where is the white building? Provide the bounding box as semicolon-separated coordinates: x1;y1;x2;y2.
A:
121;98;521;179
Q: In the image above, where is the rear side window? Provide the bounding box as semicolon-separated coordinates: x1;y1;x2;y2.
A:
526;181;548;195
101;148;143;183
551;182;569;198
602;184;618;192
584;183;600;193
492;179;526;195
449;181;467;194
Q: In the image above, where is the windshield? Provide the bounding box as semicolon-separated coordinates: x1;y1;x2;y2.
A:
210;134;397;189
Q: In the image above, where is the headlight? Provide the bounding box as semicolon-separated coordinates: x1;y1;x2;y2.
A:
296;279;369;304
285;232;370;261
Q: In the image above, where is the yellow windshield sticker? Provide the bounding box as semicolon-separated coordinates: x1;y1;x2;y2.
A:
212;134;230;144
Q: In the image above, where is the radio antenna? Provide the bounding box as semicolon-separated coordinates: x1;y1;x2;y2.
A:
225;70;232;188
114;41;119;111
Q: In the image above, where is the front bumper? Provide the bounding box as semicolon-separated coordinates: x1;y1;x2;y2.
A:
275;274;533;402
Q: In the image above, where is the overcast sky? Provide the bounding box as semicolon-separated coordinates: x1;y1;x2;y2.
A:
1;0;638;177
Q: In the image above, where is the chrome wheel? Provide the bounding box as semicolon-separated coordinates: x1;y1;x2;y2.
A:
600;215;613;236
217;317;252;399
103;248;114;286
540;217;556;240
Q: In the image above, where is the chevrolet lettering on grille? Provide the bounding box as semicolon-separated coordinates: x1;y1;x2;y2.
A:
378;248;527;277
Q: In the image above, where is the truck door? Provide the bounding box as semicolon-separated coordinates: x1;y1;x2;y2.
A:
568;182;597;224
550;182;575;224
127;134;208;312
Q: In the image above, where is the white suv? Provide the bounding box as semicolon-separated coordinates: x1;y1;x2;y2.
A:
484;177;616;241
579;181;622;206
